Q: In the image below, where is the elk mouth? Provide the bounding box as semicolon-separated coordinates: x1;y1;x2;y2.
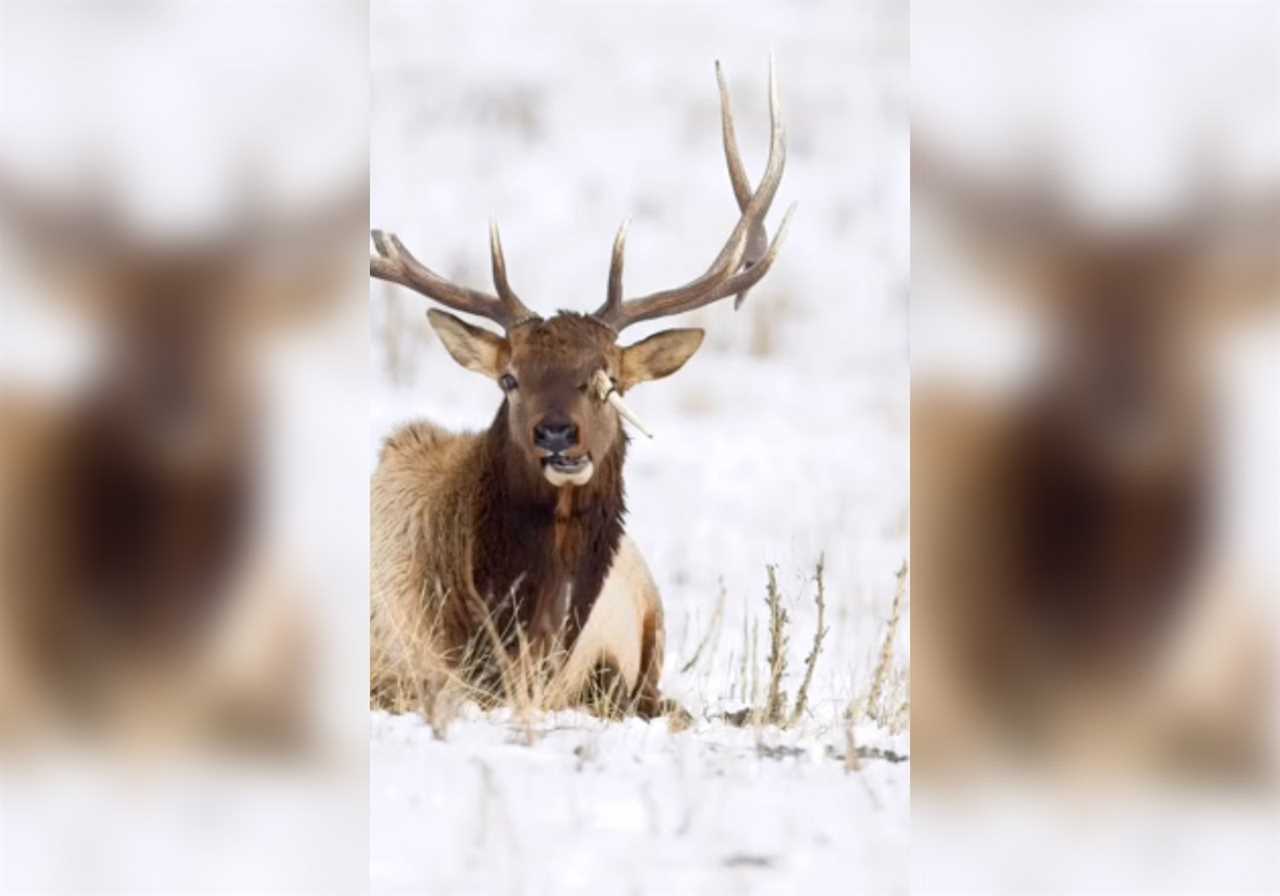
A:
541;452;594;486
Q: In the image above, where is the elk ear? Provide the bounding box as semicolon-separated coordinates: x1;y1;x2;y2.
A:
427;309;508;378
620;328;705;390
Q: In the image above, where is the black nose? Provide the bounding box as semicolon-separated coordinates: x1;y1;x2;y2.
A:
533;418;578;453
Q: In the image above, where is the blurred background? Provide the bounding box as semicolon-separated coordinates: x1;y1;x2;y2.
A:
0;2;368;892
912;2;1278;893
10;0;1272;892
369;0;908;891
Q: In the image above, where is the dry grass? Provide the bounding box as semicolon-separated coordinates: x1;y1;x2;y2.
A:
747;287;794;359
851;561;909;733
679;579;726;675
376;284;435;387
374;557;909;744
763;564;790;725
372;581;644;743
705;556;909;739
713;557;835;730
844;719;863;772
790;554;830;726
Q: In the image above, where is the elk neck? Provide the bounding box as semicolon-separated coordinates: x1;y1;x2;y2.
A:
52;391;256;654
470;401;628;649
1010;394;1213;663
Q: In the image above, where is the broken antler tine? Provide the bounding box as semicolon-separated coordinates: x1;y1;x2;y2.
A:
592;369;654;439
608;391;654;439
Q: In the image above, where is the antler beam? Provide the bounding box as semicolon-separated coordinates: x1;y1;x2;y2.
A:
370;224;536;330
593;57;794;331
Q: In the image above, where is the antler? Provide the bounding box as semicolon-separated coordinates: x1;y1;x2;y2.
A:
370;222;537;330
593;57;795;332
716;60;773;309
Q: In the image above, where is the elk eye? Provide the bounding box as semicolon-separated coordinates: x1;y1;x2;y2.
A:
499;374;518;392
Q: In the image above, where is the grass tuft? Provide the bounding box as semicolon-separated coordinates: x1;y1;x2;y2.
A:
762;565;790;725
853;560;908;731
789;554;830;726
376;557;910;748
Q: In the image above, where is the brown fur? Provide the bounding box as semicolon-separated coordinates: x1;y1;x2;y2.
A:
0;183;360;748
911;164;1278;780
632;593;668;718
0;390;310;749
913;389;1270;781
370;313;683;716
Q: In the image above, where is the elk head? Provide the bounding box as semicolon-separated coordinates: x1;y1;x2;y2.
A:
913;138;1279;664
371;61;794;489
0;173;364;471
913;141;1280;474
0;169;363;644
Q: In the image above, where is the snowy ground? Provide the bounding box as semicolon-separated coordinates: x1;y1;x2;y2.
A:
371;710;908;894
369;1;909;893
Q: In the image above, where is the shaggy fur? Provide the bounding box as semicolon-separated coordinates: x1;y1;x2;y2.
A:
371;312;703;718
370;400;670;716
911;388;1271;780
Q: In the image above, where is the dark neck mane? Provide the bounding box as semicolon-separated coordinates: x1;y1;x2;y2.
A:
65;396;254;649
1012;396;1211;660
470;403;627;651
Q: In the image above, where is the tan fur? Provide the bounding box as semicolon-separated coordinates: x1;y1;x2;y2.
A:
551;536;660;700
912;387;1274;782
370;420;479;696
0;396;310;750
370;418;669;714
913;145;1278;783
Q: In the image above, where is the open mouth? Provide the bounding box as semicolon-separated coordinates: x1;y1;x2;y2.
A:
541;452;594;486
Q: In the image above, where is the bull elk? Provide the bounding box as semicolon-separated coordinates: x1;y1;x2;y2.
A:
911;139;1278;781
370;61;794;718
0;173;362;748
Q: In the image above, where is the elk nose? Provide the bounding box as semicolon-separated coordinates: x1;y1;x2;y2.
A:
533;418;578;453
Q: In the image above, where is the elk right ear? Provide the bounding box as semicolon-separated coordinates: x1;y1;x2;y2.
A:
619;328;705;390
427;309;508;378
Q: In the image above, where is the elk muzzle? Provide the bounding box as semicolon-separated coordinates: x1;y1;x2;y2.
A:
533;417;578;453
534;413;594;486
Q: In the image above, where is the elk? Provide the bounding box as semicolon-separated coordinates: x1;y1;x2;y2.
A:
370;61;794;718
910;140;1278;781
0;173;362;748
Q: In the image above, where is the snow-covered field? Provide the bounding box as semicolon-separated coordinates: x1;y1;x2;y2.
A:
369;1;909;892
371;710;908;893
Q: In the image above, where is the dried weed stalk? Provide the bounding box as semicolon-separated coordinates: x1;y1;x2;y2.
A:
789;554;829;726
763;564;790;725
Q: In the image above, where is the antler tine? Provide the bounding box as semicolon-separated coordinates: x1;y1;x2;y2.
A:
603;202;797;325
371;227;535;330
488;221;536;324
594;57;788;331
716;60;755;213
601;218;630;321
717;58;770;307
696;200;797;305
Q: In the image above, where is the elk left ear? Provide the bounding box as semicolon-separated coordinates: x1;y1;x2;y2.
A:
619;328;705;390
427;308;509;379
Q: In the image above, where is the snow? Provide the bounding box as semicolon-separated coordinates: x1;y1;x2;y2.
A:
370;709;908;895
369;1;909;892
